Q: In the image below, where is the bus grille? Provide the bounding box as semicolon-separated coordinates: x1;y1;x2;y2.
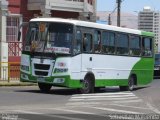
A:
32;58;55;77
34;64;50;70
34;64;50;76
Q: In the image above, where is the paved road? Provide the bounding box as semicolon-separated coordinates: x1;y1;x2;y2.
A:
0;79;160;120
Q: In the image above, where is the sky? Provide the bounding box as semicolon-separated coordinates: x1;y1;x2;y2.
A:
97;0;160;14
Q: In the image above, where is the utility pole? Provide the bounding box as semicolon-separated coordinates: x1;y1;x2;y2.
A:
108;14;111;25
117;0;121;27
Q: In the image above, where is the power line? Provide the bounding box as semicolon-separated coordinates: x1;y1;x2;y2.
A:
108;6;117;25
108;0;125;25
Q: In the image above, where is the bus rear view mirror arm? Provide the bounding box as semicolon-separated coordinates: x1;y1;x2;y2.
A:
18;31;21;41
17;22;29;41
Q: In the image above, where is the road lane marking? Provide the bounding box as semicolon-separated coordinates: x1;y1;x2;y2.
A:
87;106;144;114
109;104;149;110
113;99;143;103
46;108;95;115
146;102;160;114
46;108;109;118
14;110;86;120
14;110;42;115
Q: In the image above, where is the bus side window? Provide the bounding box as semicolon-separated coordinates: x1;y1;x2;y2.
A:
102;31;115;54
142;37;153;57
116;33;129;55
83;33;93;53
129;35;141;56
94;31;101;53
73;30;82;55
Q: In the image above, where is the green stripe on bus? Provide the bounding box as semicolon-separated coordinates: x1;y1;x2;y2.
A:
141;31;154;37
130;58;154;85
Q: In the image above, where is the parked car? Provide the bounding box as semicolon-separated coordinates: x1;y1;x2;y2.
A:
154;53;160;78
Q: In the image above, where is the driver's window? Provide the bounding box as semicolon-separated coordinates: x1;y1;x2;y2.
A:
73;30;82;55
83;33;93;53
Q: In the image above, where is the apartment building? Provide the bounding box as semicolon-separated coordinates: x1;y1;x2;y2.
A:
138;7;160;53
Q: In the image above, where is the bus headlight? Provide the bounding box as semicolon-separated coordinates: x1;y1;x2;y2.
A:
21;74;29;80
21;65;29;71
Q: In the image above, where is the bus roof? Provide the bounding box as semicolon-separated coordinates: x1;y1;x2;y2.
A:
30;18;154;37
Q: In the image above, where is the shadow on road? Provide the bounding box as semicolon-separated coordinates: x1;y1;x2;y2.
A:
133;86;148;91
14;88;79;95
14;86;148;95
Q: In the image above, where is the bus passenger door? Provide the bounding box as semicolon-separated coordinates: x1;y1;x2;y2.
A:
81;33;93;73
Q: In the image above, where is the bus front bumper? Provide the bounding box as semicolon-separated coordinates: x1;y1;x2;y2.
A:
20;72;81;88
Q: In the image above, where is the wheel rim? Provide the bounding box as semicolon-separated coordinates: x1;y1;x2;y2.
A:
128;77;134;90
83;80;89;90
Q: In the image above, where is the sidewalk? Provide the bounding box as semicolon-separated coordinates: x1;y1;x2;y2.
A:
0;80;37;87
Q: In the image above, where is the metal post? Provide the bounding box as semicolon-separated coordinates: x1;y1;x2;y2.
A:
117;0;121;27
8;63;10;83
108;14;111;25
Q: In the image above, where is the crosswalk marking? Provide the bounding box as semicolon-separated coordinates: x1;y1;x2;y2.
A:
68;92;141;103
65;92;146;114
72;92;134;96
69;96;139;101
71;94;136;99
67;91;144;108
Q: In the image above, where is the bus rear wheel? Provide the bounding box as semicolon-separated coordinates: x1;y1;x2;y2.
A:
38;83;52;93
79;76;94;94
119;75;135;91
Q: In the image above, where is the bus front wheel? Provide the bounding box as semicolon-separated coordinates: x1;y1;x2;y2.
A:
38;83;52;93
79;76;94;94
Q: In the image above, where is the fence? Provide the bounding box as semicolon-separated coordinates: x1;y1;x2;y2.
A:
0;62;20;82
8;42;22;56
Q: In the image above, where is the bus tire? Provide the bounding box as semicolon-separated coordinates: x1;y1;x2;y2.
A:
79;75;94;94
119;75;135;91
38;83;52;93
127;75;135;91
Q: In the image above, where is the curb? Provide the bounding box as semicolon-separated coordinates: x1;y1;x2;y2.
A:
0;82;37;87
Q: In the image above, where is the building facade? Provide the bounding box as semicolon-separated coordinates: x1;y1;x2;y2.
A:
27;0;96;21
138;7;160;53
0;0;97;63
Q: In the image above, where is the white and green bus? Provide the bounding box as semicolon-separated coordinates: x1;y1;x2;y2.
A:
19;18;154;93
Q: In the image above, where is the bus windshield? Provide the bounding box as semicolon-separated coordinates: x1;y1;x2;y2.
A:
24;22;73;54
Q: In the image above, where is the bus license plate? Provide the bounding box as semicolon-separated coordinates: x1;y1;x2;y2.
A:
37;77;45;82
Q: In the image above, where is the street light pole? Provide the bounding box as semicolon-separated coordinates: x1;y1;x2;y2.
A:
117;0;121;27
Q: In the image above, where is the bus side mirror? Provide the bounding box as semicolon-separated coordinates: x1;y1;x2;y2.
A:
18;31;21;41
